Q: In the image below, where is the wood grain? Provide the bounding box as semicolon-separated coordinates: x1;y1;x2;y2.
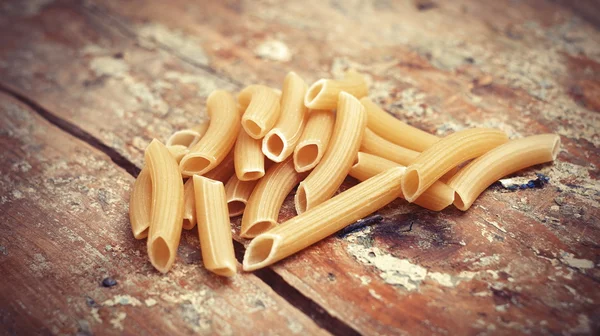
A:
0;0;599;334
0;93;325;335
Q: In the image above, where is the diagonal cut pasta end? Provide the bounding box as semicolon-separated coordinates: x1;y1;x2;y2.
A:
227;199;247;217
148;236;174;274
304;79;326;109
133;227;148;240
262;130;288;162
240;219;277;239
210;261;237;277
243;233;281;271
402;167;421;202
294;182;308;214
180;153;213;177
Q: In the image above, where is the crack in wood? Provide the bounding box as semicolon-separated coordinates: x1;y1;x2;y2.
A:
233;241;362;336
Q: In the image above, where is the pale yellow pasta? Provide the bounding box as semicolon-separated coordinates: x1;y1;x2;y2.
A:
402;128;509;202
360;97;439;151
166;120;210;148
129;167;151;239
167;145;189;164
182;178;196;230
238;85;281;139
262;72;308;162
203;149;235;183
295;93;366;214
448;134;560;211
361;128;420;166
145;139;184;274
241;157;308;238
304;70;368;109
350;152;454;211
243;167;405;271
234;128;266;181
224;176;259;217
180;91;240;177
193;176;237;277
293;109;335;172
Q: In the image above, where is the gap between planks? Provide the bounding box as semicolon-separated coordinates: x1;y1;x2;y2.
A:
0;85;361;336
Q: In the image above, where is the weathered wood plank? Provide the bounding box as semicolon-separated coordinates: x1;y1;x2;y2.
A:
0;93;326;335
1;0;599;335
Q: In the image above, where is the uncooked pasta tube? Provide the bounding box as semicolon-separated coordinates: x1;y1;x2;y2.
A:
166;120;210;148
243;167;405;271
295;92;367;214
129;167;151;239
180;91;240;177
262;72;308;162
349;152;454;211
304;70;368;109
448;134;560;210
224;176;258;217
234;128;266;181
167;145;188;164
361;128;419;166
293;109;335;172
182;178;196;230
402;128;508;202
145;139;184;274
193;176;237;277
203;149;235;183
238;85;281;139
241;157;308;238
360;97;439;151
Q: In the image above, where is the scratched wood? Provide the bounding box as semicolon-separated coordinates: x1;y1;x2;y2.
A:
0;94;326;335
0;0;599;335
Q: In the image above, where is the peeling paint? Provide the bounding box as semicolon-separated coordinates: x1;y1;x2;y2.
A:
109;311;127;331
254;40;292;62
559;251;594;269
103;295;142;307
137;23;209;65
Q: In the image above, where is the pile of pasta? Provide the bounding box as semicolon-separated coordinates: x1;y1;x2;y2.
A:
129;70;560;276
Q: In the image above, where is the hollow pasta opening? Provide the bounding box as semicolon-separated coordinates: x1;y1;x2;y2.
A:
265;133;285;158
149;237;171;272
211;263;237;277
243;234;278;270
295;184;308;214
166;130;200;147
551;136;561;160
295;143;319;170
305;80;325;107
241;171;263;181
243;220;276;238
181;155;211;175
227;200;246;217
402;169;420;200
453;191;467;211
243;119;263;138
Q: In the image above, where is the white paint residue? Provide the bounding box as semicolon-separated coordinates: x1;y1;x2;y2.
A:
369;289;383;300
89;57;130;77
559;251;594;269
254;40;292;62
11;190;24;199
110;312;127;331
473;254;501;267
137;23;208;65
485;219;507;233
103;295;142;307
347;245;427;291
428;272;454;287
144;298;157;307
90;308;102;323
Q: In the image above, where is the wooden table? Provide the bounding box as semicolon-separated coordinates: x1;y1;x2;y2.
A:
1;0;599;335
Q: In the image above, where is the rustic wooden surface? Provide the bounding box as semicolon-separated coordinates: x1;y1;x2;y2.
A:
0;0;599;335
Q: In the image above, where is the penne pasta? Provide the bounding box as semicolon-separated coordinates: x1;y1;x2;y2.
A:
238;85;281;139
203;149;235;183
193;175;237;277
243;167;405;271
182;178;196;230
360;97;439;151
180;90;240;177
304;70;368;109
402;128;509;202
225;176;259;217
129;167;151;239
361;128;420;166
234;128;266;181
295;92;367;214
166;120;210;148
262;72;308;162
448;134;560;211
293;109;335;172
241;157;308;238
350;152;454;211
145;139;184;273
167;145;189;164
